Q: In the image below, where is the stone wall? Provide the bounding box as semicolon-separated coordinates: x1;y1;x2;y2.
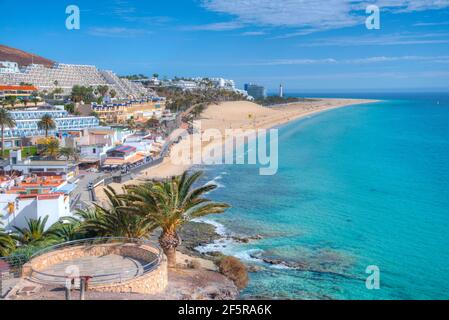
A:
22;243;168;295
89;257;168;294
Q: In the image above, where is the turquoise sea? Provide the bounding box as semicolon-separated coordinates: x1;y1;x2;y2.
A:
194;93;449;300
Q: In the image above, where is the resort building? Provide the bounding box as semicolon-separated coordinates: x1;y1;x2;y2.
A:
209;77;236;90
0;85;38;101
0;61;20;74
90;98;166;124
164;77;244;95
172;79;200;91
0;62;149;99
244;83;267;100
3;108;100;140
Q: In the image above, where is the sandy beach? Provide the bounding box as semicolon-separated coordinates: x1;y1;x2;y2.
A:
135;98;376;178
94;98;377;203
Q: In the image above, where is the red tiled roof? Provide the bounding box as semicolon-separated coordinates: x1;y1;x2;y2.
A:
111;145;137;153
0;85;38;91
18;192;64;200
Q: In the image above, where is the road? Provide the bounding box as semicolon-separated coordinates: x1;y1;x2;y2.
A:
70;171;105;209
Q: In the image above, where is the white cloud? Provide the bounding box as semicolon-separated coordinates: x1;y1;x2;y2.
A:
88;27;152;38
236;70;449;81
200;0;449;34
297;32;449;46
414;21;449;26
181;21;244;31
201;0;360;29
239;55;449;66
241;31;267;36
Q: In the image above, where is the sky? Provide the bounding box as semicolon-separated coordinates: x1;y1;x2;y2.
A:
1;0;449;92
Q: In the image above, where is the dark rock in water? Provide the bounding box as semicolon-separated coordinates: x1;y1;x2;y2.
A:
259;257;308;269
247;265;264;272
230;234;263;243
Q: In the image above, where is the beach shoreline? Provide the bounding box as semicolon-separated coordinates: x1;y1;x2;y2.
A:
94;98;379;203
90;97;380;299
131;97;379;181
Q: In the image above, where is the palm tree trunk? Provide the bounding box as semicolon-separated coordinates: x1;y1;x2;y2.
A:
159;230;180;268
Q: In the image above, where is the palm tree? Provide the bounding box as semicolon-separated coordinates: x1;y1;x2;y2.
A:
124;171;230;267
41;138;60;159
109;89;117;99
6;96;17;108
0;108;16;158
37;114;56;137
146;116;159;131
31;97;39;107
81;187;154;239
12;216;56;246
0;217;15;257
47;221;82;242
126;118;137;130
50;208;102;241
58;147;79;161
97;85;109;98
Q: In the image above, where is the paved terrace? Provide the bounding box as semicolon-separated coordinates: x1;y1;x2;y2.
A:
32;254;146;285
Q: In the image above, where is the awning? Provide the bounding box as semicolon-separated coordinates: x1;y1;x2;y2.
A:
79;158;100;163
103;158;125;166
103;153;145;166
127;153;145;164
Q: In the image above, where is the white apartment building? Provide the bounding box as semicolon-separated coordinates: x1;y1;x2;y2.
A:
0;61;20;74
0;62;149;99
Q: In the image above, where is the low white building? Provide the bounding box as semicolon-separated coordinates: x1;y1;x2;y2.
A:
0;192;71;231
79;144;112;166
122;135;154;155
5;151;78;179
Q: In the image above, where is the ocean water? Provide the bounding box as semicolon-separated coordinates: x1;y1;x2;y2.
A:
194;93;449;300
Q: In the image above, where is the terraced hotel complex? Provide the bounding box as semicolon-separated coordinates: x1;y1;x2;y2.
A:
0;62;148;99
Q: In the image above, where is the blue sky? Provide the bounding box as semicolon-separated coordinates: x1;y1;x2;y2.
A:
1;0;449;92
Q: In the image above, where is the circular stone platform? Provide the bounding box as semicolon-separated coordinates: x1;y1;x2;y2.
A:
22;239;168;295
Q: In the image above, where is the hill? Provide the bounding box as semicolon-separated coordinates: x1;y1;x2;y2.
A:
0;45;55;67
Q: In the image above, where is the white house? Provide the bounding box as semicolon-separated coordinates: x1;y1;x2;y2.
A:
0;192;71;231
